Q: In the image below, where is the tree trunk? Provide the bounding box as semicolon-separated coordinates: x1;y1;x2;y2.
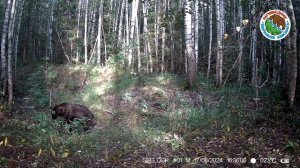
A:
128;0;139;71
207;1;213;78
155;0;160;72
233;0;236;39
286;0;298;106
102;24;108;65
216;0;224;86
89;2;96;41
84;0;89;64
108;0;116;34
125;0;129;67
1;0;12;96
136;3;141;73
14;0;25;78
48;0;54;61
237;0;244;84
97;0;103;65
7;0;17;112
185;0;197;88
250;0;257;85
161;0;167;73
194;0;199;66
76;0;82;63
143;0;152;73
117;0;125;46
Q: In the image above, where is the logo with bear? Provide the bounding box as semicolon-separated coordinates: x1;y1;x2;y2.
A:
260;10;291;41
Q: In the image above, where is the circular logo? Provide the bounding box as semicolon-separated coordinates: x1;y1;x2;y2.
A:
260;10;291;41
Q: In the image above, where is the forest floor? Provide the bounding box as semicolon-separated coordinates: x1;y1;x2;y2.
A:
0;63;299;167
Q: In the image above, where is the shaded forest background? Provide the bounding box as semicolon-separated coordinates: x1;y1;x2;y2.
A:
0;0;299;108
0;0;300;167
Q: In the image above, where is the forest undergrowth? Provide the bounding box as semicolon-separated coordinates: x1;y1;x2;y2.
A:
0;63;299;167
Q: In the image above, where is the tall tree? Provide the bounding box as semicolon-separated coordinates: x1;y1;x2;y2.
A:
48;0;54;61
136;0;141;73
216;0;224;86
155;0;160;72
1;0;12;96
128;0;139;71
84;0;89;64
194;0;199;65
14;0;25;77
124;0;130;67
168;0;174;73
250;0;257;85
7;0;17;111
237;0;244;84
207;1;213;77
97;0;103;65
76;0;82;63
161;0;167;73
143;0;153;73
117;0;125;46
185;0;197;87
286;0;298;106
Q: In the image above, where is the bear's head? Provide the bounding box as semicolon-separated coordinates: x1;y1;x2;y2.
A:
50;104;65;119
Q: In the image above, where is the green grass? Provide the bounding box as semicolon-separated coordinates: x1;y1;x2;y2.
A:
4;64;289;167
145;73;186;89
142;115;171;132
0;112;102;167
104;74;137;94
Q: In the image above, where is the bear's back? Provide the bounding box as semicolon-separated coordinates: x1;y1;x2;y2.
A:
68;103;94;119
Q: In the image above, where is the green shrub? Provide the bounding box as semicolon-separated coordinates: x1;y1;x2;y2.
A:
107;53;126;69
47;70;58;82
26;69;48;107
30;113;61;147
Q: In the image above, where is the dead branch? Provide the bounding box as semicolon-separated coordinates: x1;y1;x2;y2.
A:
55;28;71;63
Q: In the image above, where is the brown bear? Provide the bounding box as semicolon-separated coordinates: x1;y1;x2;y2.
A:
50;103;95;131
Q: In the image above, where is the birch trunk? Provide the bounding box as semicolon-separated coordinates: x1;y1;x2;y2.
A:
161;0;167;73
136;2;141;73
1;0;12;96
207;1;213;77
128;0;139;70
76;0;82;62
97;0;103;65
221;0;225;84
185;0;197;87
194;0;199;65
155;0;160;72
216;0;224;86
237;0;244;84
8;0;16;111
84;0;89;64
169;0;174;73
250;0;257;85
143;0;152;73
